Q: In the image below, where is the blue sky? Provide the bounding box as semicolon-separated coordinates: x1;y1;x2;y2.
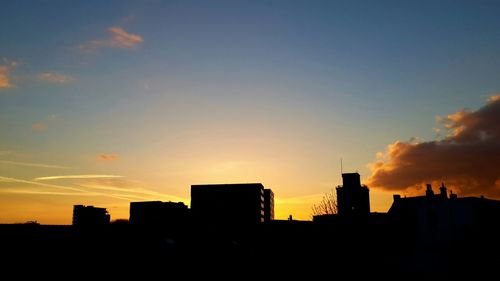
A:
1;0;500;223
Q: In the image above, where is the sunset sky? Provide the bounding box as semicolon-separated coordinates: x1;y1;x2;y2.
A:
1;0;500;224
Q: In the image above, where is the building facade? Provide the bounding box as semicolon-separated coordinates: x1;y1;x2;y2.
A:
191;183;272;226
264;189;274;223
389;183;500;240
336;173;370;217
129;201;189;228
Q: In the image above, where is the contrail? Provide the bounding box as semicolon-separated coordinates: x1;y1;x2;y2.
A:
78;182;187;202
0;176;133;201
0;175;186;202
0;160;70;169
34;175;123;181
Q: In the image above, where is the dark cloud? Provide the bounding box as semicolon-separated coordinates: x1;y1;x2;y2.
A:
367;95;500;197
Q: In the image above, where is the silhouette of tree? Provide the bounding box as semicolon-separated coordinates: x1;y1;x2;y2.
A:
312;189;338;216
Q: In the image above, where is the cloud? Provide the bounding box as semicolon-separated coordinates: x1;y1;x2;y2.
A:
31;114;58;132
0;189;102;196
0;59;17;89
32;122;46;131
106;27;143;48
367;95;500;198
34;175;123;181
1;60;73;88
99;154;119;161
0;176;87;193
78;26;143;52
77;179;187;202
0;175;140;201
1;175;186;202
37;72;75;84
0;160;70;169
0;66;13;88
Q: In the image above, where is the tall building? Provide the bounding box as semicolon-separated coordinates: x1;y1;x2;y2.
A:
72;205;110;227
264;189;274;223
129;201;189;227
336;173;370;217
191;183;271;226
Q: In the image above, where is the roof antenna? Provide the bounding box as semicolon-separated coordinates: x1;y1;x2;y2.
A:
340;157;343;174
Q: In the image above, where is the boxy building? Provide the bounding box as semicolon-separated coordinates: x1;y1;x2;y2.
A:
336;173;370;217
72;205;110;227
129;201;189;229
191;183;274;226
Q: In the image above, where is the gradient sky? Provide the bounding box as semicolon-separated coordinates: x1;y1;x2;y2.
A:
1;0;500;224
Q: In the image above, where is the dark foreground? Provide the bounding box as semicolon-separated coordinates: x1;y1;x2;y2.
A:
1;220;498;280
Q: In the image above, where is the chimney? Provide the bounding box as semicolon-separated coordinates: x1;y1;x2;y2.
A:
393;194;401;202
439;183;448;199
425;184;434;197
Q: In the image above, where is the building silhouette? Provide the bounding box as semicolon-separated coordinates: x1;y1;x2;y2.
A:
129;201;189;228
264;189;274;223
191;183;272;226
389;183;500;240
6;177;500;279
72;205;110;227
336;173;370;217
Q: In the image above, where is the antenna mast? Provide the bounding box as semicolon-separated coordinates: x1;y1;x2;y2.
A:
340;157;343;174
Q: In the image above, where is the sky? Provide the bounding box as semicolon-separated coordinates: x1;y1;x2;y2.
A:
1;0;500;224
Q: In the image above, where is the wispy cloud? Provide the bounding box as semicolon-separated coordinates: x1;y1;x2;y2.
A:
77;180;187;202
0;59;17;89
37;72;75;84
0;189;102;196
1;175;185;202
78;26;143;52
0;176;138;201
99;154;119;161
1;59;74;89
106;27;143;48
0;66;13;88
0;176;87;193
32;122;46;131
0;160;70;169
34;175;123;181
32;114;58;132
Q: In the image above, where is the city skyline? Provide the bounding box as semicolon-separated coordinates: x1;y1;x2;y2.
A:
1;0;500;224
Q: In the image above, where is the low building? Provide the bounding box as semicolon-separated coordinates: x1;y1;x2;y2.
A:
389;183;500;240
72;205;110;227
129;201;189;228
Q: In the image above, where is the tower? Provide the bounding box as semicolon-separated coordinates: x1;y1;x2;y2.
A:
336;173;370;217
